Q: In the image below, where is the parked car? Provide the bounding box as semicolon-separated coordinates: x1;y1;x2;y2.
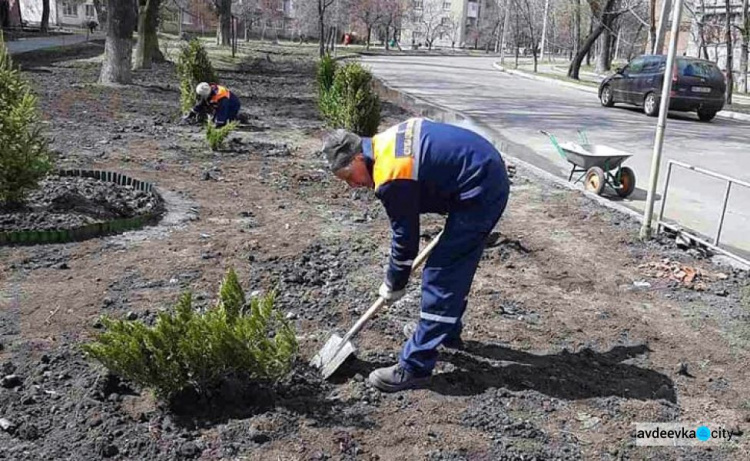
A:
598;55;726;121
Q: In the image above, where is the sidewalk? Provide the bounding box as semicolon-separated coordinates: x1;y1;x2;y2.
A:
5;33;99;55
495;62;750;122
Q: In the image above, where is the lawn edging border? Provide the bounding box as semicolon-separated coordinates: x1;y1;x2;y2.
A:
0;169;164;246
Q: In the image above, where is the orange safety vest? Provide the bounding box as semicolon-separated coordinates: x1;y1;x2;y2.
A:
209;85;231;104
372;118;424;190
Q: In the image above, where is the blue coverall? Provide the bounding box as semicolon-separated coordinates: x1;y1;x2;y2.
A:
362;118;510;376
192;84;241;127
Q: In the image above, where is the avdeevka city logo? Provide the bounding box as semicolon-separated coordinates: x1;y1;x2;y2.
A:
634;423;734;446
696;425;711;441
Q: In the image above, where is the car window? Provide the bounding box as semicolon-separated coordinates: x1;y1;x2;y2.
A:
626;57;646;75
677;59;722;79
642;56;663;74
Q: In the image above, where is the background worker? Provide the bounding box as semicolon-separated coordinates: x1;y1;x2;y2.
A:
182;82;241;128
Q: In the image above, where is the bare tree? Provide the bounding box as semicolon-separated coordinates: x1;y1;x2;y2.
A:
414;0;448;50
100;0;137;85
515;0;543;72
568;0;626;80
352;0;385;50
381;0;404;50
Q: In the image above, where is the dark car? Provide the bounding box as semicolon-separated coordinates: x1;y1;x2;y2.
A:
598;55;726;121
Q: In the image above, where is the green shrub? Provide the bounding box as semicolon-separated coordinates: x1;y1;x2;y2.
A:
82;268;297;400
328;62;381;137
177;39;218;113
206;121;238;151
317;54;337;95
316;54;339;122
0;39;52;205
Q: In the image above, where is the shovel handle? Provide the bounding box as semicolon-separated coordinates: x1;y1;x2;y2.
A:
339;230;444;344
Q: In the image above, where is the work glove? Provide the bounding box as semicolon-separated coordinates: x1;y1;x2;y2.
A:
379;282;405;305
180;111;195;124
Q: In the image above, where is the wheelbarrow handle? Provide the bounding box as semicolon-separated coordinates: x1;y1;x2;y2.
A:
338;230;444;345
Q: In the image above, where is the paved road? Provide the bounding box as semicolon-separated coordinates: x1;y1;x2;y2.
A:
363;55;750;255
5;34;93;55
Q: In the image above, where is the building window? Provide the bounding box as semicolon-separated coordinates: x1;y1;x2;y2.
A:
413;0;423;9
182;12;193;25
85;5;95;18
441;17;451;25
443;1;451;10
62;2;77;17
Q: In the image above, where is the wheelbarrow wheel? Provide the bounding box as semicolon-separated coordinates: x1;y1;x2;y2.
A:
616;167;636;198
584;167;605;195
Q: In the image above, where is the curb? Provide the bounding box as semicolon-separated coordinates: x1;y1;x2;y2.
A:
0;169;164;246
370;78;644;224
492;63;750;122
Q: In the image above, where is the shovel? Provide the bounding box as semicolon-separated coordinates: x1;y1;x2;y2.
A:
311;230;443;379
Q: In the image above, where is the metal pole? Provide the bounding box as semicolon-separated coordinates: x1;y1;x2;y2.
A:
540;0;550;61
715;181;732;245
500;0;511;65
654;0;673;54
640;0;684;240
657;161;674;233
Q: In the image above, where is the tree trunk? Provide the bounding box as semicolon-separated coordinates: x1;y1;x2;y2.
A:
595;27;611;73
648;0;656;54
93;0;107;26
573;0;581;57
514;8;520;68
216;0;231;46
569;23;606;79
570;0;618;80
726;0;734;104
100;0;137;85
319;4;325;57
134;0;162;69
585;15;594;67
41;0;50;33
367;26;372;50
741;0;749;93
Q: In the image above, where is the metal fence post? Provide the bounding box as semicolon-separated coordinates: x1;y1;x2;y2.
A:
657;161;674;234
715;181;733;246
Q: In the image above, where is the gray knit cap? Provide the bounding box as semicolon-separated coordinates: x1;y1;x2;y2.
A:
321;129;362;172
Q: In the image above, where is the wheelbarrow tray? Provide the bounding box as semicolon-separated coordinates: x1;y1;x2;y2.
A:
559;142;632;172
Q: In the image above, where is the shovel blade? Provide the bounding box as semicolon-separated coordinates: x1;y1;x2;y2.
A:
310;334;357;379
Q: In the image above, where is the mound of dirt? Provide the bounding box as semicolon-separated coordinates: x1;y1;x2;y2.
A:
0;175;162;232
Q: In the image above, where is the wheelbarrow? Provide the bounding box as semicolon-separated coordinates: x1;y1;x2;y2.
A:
540;130;636;198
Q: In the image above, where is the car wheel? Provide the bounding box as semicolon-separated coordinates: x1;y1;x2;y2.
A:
600;85;615;107
616;167;636;198
584;167;606;195
643;92;658;117
697;108;717;122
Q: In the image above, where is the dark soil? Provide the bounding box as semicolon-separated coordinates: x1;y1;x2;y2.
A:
1;40;749;460
0;176;162;231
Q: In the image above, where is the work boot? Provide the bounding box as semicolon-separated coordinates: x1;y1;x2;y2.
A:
368;364;430;392
402;321;464;350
